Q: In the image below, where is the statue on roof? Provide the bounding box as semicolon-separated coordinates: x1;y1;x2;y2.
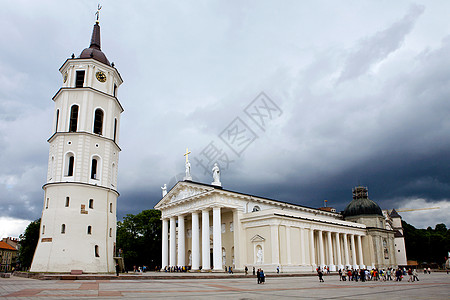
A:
184;148;192;181
211;163;221;186
161;184;167;197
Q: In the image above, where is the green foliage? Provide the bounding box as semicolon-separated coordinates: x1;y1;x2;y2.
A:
403;220;450;265
116;209;162;270
18;218;41;270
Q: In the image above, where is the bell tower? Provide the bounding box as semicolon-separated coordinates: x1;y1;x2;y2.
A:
30;17;123;273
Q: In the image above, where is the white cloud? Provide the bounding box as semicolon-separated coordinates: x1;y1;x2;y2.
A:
397;198;450;229
0;217;31;239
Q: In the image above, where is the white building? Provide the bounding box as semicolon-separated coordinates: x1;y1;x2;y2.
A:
156;164;407;272
30;19;123;273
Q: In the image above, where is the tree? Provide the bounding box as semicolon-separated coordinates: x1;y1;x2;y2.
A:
116;209;162;270
403;220;450;266
18;218;41;270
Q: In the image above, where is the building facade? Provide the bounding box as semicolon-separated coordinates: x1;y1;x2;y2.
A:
0;241;17;272
155;179;405;272
30;19;123;273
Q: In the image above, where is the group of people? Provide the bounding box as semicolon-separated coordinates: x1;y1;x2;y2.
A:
162;266;190;272
333;267;421;282
256;268;266;284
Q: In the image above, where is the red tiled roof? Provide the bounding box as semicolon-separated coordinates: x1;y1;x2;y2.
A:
0;241;17;251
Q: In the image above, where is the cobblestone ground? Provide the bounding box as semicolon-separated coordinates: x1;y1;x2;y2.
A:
0;273;449;299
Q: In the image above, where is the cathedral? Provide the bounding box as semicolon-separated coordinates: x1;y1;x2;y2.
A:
29;11;407;274
155;163;407;272
30;15;123;273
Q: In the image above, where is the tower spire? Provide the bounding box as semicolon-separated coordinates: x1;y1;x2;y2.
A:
90;22;101;50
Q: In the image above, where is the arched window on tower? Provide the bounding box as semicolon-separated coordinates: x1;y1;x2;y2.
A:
111;163;116;187
65;197;70;207
69;105;79;132
89;199;94;209
55;109;59;133
65;153;75;177
91;158;98;179
87;226;92;235
93;109;104;135
113;118;117;142
95;245;100;257
61;224;66;234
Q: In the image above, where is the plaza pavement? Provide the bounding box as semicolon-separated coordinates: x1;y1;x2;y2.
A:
0;272;449;299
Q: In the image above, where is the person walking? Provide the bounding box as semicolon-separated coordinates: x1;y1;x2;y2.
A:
318;268;324;282
115;263;120;276
413;269;419;281
387;268;392;281
257;268;261;284
260;269;265;284
245;266;248;275
338;269;342;281
407;268;413;282
253;267;256;276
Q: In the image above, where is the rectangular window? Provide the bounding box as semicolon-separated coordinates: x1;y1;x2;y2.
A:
75;70;85;88
46;198;49;209
65;197;70;207
89;199;94;209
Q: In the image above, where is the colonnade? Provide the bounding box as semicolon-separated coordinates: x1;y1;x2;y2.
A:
161;207;224;271
309;229;365;271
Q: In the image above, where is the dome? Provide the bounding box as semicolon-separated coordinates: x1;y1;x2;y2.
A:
79;22;110;66
343;186;383;218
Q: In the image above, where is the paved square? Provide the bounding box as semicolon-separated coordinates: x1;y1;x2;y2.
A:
0;273;449;299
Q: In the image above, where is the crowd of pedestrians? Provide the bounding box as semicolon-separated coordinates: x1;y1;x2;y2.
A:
329;267;422;283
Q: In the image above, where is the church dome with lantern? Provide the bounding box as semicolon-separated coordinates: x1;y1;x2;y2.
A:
343;186;383;218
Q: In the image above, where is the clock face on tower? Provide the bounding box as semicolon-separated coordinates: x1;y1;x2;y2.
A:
95;71;107;83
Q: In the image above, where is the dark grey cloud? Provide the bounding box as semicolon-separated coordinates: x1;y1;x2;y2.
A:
339;4;425;82
1;1;450;237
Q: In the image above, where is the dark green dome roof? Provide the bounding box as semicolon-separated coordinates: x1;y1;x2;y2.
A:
343;186;383;218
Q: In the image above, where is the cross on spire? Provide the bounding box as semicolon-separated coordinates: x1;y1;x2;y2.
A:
95;4;102;23
184;148;191;163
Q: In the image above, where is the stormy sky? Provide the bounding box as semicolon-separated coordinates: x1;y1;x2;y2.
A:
1;0;449;238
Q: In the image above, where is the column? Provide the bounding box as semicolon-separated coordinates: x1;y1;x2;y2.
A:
177;215;185;267
335;232;342;270
350;234;357;269
232;210;241;269
327;231;335;271
271;225;280;265
191;212;200;270
318;230;325;269
169;217;176;267
201;209;210;270
343;233;350;268
212;207;222;271
357;235;365;269
300;228;306;265
162;218;168;269
286;226;291;265
309;228;316;267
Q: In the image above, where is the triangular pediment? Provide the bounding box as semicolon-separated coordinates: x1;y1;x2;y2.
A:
250;234;265;242
154;181;213;209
